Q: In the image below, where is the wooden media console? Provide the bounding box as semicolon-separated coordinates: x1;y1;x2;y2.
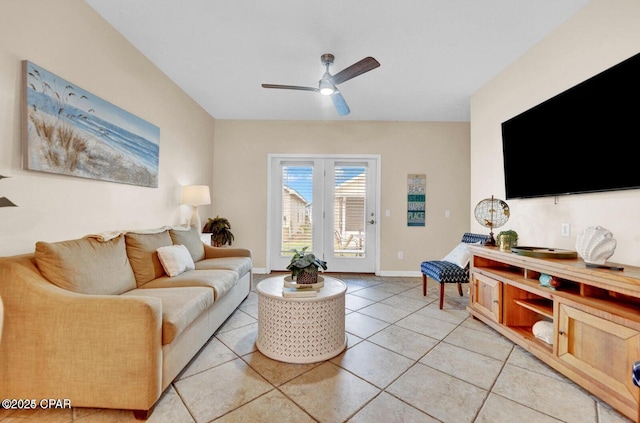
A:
467;245;640;422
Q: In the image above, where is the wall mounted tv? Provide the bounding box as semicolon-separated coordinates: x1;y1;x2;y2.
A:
501;51;640;200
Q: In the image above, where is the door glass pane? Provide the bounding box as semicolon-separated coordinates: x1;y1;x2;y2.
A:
281;164;313;256
333;165;366;257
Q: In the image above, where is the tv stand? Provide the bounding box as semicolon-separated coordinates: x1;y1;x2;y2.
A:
467;245;640;422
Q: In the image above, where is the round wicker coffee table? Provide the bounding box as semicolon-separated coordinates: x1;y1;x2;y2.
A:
256;275;347;363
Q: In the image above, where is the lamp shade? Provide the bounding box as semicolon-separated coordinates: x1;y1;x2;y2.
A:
181;185;211;206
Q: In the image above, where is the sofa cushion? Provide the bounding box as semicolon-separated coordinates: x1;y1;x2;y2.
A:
125;231;173;286
141;269;238;301
157;245;195;277
123;287;213;345
169;226;205;262
35;235;136;295
195;257;252;278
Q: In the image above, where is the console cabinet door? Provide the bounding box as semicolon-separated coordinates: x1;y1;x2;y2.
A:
471;273;502;323
557;303;640;415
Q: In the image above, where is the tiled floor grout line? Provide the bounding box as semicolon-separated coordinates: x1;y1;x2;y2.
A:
466;344;515;423
348;279;615;422
239;275;432;422
250;276;589;422
339;283;477;422
340;294;500;422
27;274;626;422
171;381;199;423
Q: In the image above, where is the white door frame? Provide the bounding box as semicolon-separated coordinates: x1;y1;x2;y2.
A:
266;153;381;275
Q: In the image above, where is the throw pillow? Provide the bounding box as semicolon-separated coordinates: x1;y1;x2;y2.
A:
442;242;471;268
169;226;205;262
157;244;196;277
35;235;137;295
125;230;173;286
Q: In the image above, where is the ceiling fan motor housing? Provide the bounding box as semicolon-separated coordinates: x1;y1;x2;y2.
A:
321;53;335;67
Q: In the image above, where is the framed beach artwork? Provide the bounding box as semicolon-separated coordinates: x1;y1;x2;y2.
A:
22;61;160;188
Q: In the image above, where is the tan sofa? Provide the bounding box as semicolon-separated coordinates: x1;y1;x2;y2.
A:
0;226;252;419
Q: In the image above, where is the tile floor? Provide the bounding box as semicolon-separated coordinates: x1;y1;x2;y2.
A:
0;273;634;423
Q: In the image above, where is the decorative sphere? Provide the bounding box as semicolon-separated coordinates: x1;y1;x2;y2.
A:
474;197;510;229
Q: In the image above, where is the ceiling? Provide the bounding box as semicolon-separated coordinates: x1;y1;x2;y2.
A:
83;0;590;122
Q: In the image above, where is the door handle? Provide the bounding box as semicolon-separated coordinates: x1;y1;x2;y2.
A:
368;220;375;224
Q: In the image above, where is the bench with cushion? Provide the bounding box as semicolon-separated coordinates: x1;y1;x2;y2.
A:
420;232;489;309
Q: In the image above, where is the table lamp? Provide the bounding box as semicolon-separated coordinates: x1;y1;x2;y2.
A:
181;185;211;233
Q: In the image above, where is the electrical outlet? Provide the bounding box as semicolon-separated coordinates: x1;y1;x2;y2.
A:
397;251;404;260
561;223;571;237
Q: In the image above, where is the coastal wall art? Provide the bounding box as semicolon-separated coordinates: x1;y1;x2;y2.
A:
22;61;160;188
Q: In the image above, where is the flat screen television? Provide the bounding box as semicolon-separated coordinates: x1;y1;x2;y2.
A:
501;51;640;200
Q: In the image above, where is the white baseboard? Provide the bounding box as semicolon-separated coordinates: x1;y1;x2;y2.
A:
378;270;422;277
252;268;422;277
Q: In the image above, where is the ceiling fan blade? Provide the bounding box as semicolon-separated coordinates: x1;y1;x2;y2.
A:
331;91;350;116
330;57;380;85
261;84;319;92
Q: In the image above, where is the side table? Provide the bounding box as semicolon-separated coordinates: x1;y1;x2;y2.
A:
256;275;347;363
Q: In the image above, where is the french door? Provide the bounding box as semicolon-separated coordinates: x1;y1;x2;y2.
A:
268;155;379;273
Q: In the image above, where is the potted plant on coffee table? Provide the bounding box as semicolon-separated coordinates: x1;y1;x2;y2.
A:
202;215;234;247
286;246;327;284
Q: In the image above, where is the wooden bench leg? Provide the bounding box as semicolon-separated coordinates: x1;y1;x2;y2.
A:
422;274;427;296
439;283;445;309
457;282;463;296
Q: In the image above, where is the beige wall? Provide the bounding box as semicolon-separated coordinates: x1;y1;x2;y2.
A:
471;0;640;266
213;120;470;274
1;1;471;274
0;0;215;256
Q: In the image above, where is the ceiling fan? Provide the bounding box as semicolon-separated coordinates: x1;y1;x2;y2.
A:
262;53;380;116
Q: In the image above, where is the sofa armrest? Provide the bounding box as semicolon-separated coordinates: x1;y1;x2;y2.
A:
0;255;163;411
203;244;252;259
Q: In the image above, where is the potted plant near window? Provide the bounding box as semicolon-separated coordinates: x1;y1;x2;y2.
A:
496;229;518;252
286;247;327;284
202;216;234;247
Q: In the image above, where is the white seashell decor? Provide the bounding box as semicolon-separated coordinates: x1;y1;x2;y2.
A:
575;226;617;265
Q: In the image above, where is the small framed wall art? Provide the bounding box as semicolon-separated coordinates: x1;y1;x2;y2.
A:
407;173;425;226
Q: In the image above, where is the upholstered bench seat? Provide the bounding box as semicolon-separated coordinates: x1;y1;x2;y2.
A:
421;260;469;283
420;232;489;309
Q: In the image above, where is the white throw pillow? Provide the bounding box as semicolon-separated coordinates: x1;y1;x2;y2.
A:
157;244;195;277
442;242;471;268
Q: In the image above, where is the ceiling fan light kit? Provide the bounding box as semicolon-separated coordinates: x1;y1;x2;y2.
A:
262;53;380;116
319;75;335;95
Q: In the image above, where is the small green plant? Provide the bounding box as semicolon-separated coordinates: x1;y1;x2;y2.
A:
497;230;518;251
497;230;518;242
286;247;327;280
202;216;234;246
